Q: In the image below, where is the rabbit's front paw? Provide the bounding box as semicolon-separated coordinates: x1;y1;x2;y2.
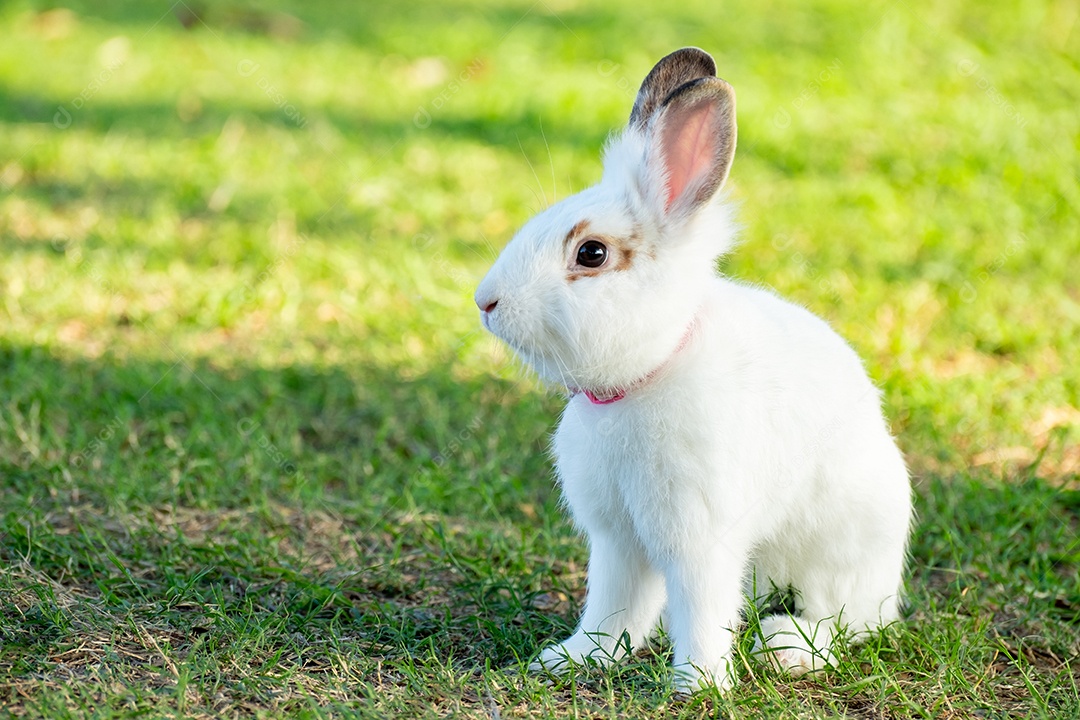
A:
529;633;613;674
754;614;833;677
672;659;735;695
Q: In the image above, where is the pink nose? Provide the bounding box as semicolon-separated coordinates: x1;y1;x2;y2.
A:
476;296;498;313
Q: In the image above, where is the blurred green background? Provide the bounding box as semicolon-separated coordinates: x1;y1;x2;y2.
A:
1;0;1078;717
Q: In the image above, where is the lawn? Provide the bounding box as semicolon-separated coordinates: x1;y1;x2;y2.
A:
1;0;1078;717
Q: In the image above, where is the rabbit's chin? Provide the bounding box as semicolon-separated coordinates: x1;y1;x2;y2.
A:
512;346;592;393
498;341;599;394
515;332;689;398
491;296;702;395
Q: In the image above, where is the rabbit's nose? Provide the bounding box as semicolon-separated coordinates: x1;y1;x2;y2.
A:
475;291;499;313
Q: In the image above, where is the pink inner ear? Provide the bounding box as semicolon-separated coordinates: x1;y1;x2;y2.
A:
661;100;717;211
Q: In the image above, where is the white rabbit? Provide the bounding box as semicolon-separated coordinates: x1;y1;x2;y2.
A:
474;47;911;693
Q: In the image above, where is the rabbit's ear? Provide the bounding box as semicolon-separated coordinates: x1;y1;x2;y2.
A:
650;76;736;216
629;47;717;130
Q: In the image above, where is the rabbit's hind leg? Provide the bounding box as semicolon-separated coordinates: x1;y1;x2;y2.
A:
753;508;906;676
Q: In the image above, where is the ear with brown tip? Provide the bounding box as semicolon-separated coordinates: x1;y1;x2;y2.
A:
652;76;737;216
629;47;717;130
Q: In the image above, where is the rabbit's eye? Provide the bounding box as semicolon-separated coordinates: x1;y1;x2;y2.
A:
576;239;608;269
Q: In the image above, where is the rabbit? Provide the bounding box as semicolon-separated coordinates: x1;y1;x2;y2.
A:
473;47;912;693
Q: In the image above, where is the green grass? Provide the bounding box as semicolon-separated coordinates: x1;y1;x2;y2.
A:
1;0;1078;717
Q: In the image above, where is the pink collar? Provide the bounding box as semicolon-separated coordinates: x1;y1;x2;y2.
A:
572;316;699;405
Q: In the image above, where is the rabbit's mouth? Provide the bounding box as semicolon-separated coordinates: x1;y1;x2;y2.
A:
484;316;586;389
480;310;541;365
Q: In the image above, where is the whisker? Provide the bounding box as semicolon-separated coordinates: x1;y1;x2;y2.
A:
539;116;557;204
517;133;548;209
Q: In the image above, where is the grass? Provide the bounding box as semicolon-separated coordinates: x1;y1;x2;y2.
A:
1;0;1078;717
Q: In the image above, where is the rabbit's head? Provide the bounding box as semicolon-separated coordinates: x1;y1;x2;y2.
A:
475;48;737;394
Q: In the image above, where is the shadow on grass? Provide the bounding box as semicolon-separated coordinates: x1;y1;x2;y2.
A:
28;0;692;54
1;338;1077;677
0;338;577;671
0;75;610;155
0;80;610;243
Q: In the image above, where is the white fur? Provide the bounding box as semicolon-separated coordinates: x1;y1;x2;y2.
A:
475;55;911;693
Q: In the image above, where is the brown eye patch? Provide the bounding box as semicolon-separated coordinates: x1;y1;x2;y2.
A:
563;219;592;252
563;222;639;281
